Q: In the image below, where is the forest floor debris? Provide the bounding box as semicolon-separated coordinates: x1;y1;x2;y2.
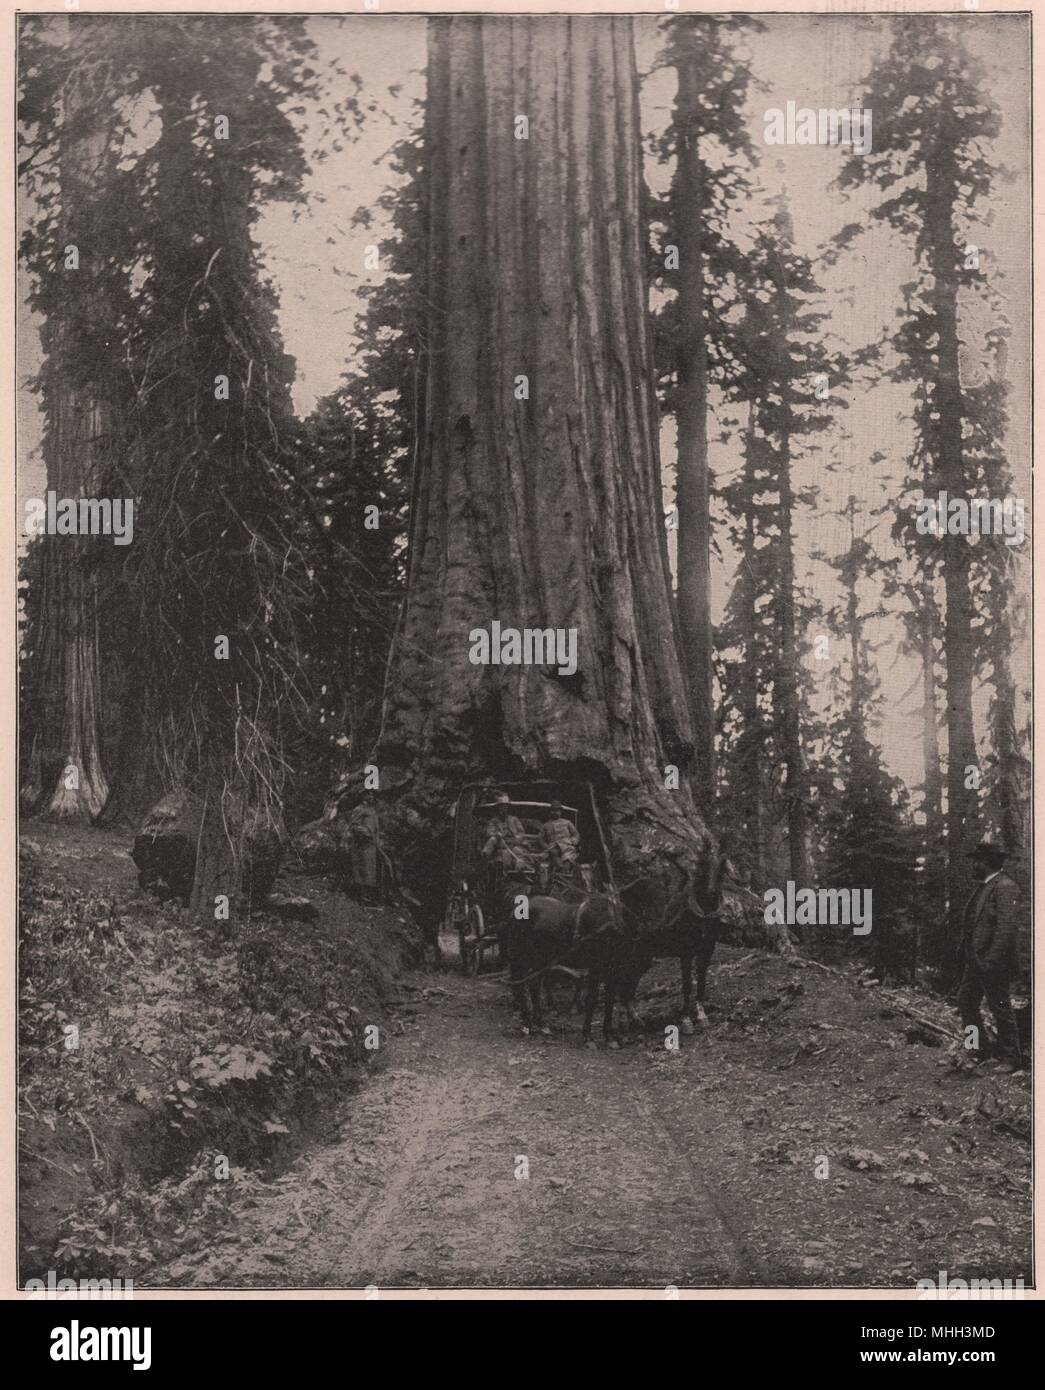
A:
18;822;420;1280
149;934;1028;1290
20;824;1031;1290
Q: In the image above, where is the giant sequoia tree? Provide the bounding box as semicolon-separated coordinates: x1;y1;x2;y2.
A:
20;14;320;884
375;15;710;881
18;19;134;819
115;17;317;910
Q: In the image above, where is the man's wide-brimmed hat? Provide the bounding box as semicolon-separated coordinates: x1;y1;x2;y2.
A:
966;840;1010;866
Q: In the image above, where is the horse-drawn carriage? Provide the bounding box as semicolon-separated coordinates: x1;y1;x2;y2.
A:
443;781;615;975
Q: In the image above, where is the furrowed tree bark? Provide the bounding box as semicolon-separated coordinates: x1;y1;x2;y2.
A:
925;147;979;943
95;665;162;828
376;15;710;884
916;567;946;969
97;81;196;829
990;635;1020;850
671;52;715;815
981;345;1025;872
36;48;111;821
984;547;1025;879
918;582;944;844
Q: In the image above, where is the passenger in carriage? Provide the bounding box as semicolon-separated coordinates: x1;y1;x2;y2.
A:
481;792;531;872
541;800;581;866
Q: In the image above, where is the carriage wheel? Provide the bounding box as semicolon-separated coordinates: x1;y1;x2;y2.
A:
462;903;485;976
447;900;469;973
451;898;477;975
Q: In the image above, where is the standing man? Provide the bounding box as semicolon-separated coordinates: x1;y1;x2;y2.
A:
345;790;380;904
956;841;1023;1072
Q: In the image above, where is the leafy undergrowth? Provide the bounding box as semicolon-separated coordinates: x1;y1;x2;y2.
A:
19;824;1032;1291
19;823;422;1284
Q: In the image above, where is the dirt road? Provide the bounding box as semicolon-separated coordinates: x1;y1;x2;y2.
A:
156;965;763;1289
24;827;1030;1292
150;934;1031;1293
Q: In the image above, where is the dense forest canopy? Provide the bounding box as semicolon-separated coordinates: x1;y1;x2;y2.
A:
18;11;1031;976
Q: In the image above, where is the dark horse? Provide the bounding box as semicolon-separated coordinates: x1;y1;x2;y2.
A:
502;893;635;1046
620;848;732;1034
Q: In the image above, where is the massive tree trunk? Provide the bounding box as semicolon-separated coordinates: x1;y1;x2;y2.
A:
140;67;290;919
32;47;111;821
925;148;979;942
376;15;710;883
671;52;715;814
97;82;197;829
95;665;162;828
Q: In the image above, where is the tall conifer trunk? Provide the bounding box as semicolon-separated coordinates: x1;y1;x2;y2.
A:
377;16;710;880
776;417;812;889
917;570;947;967
926;147;979;940
36;45;111;820
739;408;763;881
671;47;715;813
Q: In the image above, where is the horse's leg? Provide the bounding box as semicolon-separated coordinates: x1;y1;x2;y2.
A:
694;929;713;1026
513;982;533;1035
617;964;642;1032
680;949;695;1035
531;974;550;1035
603;972;620;1050
508;935;533;1035
582;967;600;1047
571;972;586;1014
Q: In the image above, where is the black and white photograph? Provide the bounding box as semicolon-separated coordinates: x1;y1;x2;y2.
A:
14;3;1034;1306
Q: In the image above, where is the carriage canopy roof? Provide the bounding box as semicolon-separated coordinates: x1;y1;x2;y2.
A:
448;781;614;885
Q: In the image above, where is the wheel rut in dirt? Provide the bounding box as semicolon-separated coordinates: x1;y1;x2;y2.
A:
156;968;760;1289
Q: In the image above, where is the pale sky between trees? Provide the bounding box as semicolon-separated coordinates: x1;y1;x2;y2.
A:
18;12;1030;790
